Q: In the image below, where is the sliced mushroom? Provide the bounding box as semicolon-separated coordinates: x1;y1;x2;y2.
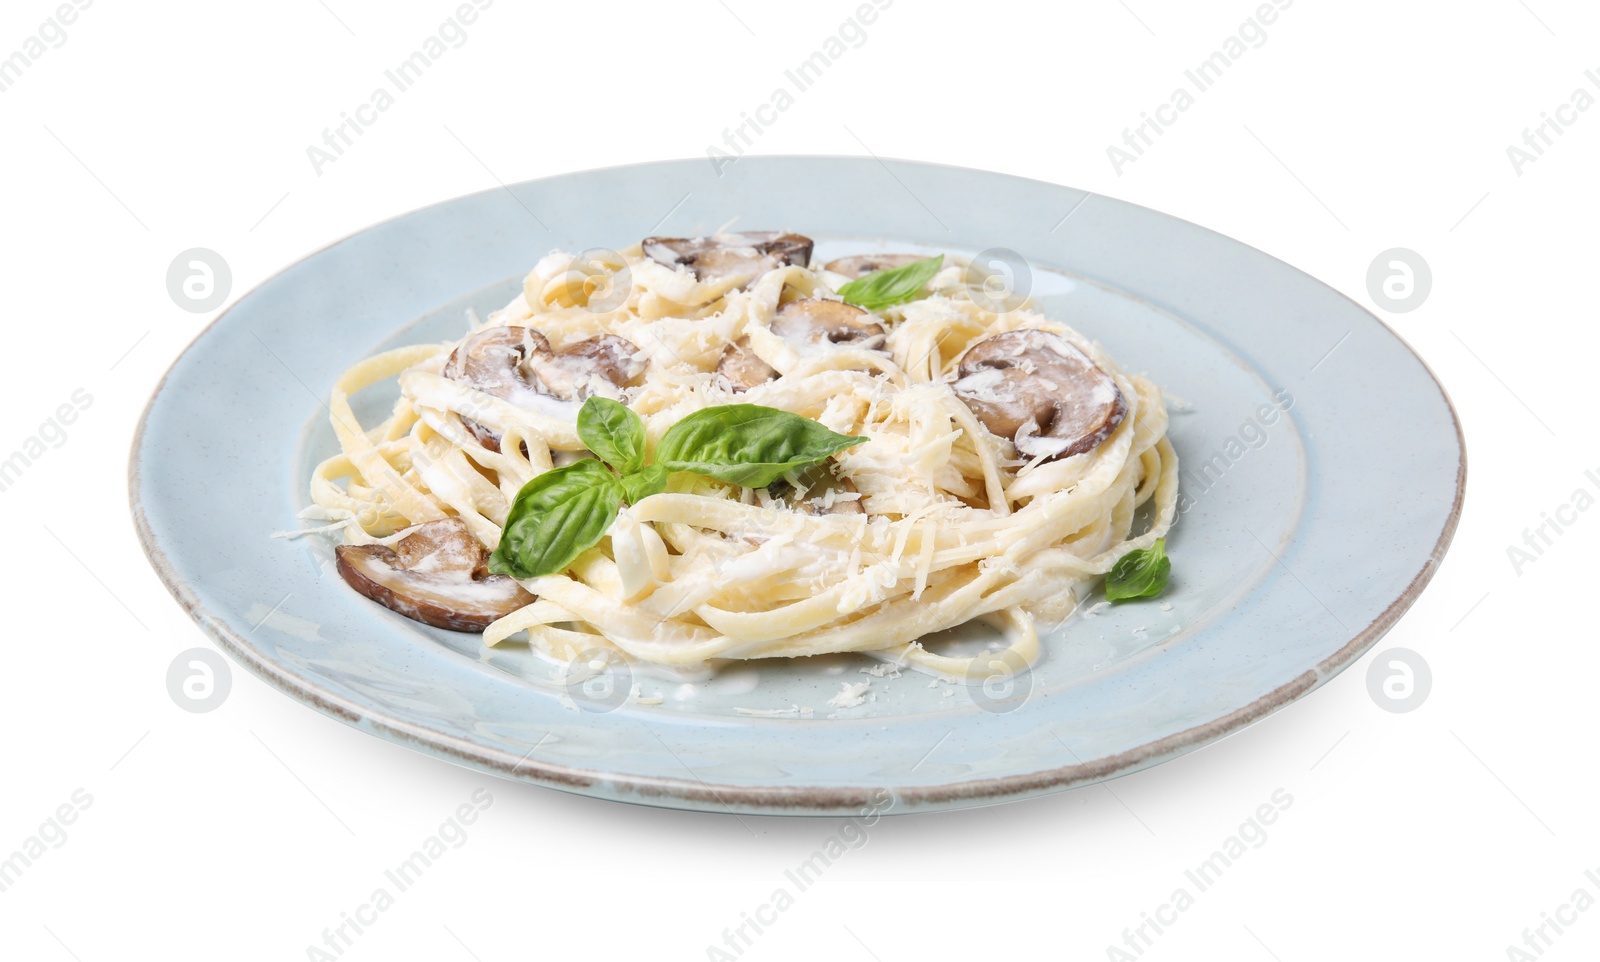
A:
951;330;1128;461
528;333;641;401
715;300;885;393
443;327;551;407
769;463;865;516
770;299;885;351
336;519;534;632
443;326;643;451
642;232;813;287
823;253;926;279
716;336;779;393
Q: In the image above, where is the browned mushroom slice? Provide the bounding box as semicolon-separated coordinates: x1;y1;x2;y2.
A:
770;299;885;351
335;519;534;632
769;465;865;515
717;300;884;392
823;253;927;279
642;232;813;287
716;336;779;393
443;327;551;401
951;330;1128;461
442;327;547;451
443;327;643;451
527;334;642;401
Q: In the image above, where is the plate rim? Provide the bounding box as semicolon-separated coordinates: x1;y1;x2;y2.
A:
129;155;1467;813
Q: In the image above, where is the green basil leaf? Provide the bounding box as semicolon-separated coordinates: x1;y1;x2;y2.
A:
657;404;865;488
619;464;668;504
836;254;943;310
1105;538;1172;602
576;396;646;475
487;459;624;579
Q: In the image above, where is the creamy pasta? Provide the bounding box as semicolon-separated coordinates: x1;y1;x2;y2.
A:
304;233;1178;679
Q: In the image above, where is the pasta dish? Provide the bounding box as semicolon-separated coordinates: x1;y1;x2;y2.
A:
303;231;1178;681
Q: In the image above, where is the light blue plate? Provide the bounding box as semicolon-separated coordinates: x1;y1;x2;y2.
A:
130;158;1464;815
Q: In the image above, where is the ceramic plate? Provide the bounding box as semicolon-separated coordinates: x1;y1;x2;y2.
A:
130;157;1464;815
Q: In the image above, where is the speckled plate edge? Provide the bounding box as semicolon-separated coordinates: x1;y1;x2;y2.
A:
129;157;1466;814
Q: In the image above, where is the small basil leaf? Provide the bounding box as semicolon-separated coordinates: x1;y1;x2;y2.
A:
1105;538;1172;603
619;464;669;504
576;396;646;475
488;460;624;579
837;254;943;310
657;404;865;488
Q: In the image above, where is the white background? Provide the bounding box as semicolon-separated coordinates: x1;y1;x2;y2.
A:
1;0;1593;959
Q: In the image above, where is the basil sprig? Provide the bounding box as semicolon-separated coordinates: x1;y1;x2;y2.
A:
656;404;864;487
488;459;623;580
837;254;943;311
576;393;646;474
618;463;668;504
488;397;863;579
1104;538;1172;602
